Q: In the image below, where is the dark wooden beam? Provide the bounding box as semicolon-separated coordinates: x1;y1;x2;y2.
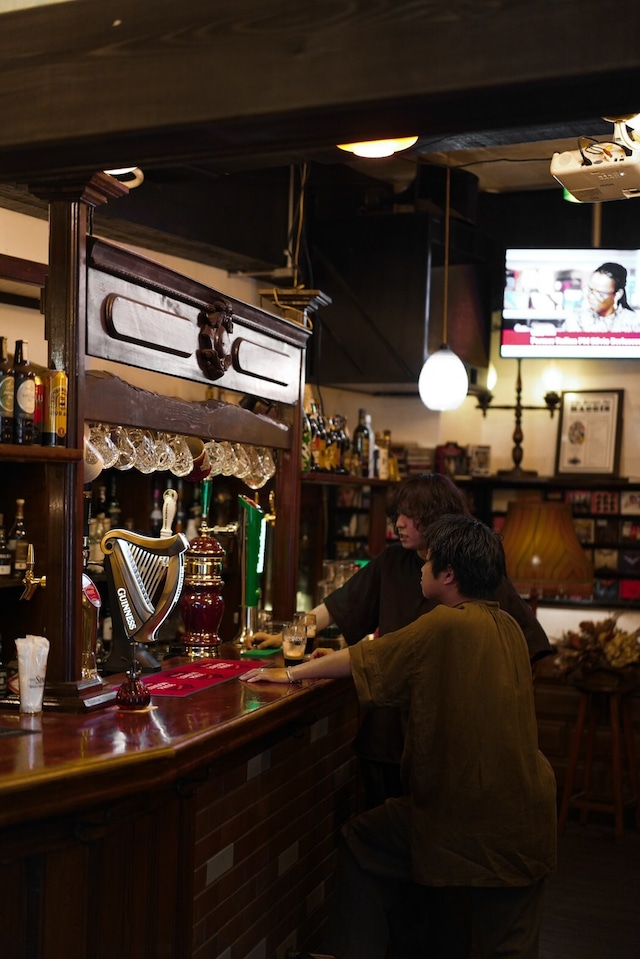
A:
0;0;639;182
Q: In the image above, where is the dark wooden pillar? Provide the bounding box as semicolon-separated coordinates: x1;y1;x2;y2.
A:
27;174;127;705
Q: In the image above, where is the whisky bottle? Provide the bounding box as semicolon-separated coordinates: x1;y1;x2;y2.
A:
11;340;36;445
107;474;121;529
301;408;313;472
32;372;44;445
0;336;14;444
352;408;371;477
175;479;186;533
376;431;390;481
10;499;29;577
310;400;328;471
365;414;376;477
0;635;7;699
0;514;11;578
149;483;162;536
81;490;101;681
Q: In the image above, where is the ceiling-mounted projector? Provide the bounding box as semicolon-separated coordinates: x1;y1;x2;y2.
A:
551;142;640;202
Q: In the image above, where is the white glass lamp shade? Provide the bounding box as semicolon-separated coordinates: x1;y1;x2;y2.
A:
418;345;469;411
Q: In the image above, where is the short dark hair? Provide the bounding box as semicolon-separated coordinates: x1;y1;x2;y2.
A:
424;514;505;598
386;474;470;533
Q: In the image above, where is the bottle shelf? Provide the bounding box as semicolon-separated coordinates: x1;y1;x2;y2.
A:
300;471;394;487
0;444;82;463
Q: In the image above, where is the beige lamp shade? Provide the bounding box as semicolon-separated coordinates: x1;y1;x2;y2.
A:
501;500;594;600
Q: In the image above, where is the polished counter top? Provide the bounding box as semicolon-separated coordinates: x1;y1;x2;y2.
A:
0;652;351;829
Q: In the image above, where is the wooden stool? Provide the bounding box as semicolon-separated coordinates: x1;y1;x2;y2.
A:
558;675;639;842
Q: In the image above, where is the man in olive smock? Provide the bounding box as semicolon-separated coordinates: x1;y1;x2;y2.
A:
242;513;557;957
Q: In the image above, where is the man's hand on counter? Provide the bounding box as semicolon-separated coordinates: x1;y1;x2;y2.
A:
240;647;352;684
247;631;283;649
241;666;290;684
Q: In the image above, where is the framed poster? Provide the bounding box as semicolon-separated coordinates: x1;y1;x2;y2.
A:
555;390;623;476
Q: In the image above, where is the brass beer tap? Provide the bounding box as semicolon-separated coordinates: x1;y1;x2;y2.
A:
21;544;47;601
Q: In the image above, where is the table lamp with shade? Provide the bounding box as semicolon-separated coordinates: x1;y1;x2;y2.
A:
500;500;594;613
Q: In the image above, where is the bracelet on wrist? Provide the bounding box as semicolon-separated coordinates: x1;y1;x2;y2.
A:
286;667;301;684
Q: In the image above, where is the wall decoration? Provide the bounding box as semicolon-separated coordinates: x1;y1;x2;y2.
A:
555;390;623;476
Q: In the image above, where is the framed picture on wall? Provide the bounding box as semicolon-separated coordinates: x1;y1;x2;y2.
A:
555;390;623;477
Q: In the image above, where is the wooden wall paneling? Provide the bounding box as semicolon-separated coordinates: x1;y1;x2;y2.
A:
190;691;359;959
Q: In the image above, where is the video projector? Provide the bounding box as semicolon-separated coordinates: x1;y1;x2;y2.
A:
551;143;640;202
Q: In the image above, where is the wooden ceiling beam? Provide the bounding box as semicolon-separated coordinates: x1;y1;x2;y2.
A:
0;0;639;183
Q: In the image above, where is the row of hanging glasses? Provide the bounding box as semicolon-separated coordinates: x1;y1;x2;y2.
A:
86;423;277;489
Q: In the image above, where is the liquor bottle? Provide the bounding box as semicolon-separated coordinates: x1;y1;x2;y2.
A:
0;514;11;578
352;408;371;478
384;429;401;482
11;340;36;445
327;416;341;472
0;336;14;444
97;484;108;516
341;415;353;474
0;634;7;700
185;482;202;540
10;498;29;577
308;403;318;470
107;474;121;529
365;414;376;477
175;479;186;533
42;368;68;447
325;416;337;472
149;483;162;536
309;400;325;471
81;490;101;680
301;408;313;472
376;431;390;480
32;372;44;445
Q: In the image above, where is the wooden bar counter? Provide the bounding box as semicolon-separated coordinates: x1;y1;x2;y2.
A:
0;657;359;959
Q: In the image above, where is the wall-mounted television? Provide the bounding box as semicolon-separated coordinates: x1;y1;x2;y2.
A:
501;248;640;358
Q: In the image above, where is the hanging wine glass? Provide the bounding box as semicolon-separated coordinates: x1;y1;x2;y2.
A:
231;443;252;479
243;446;268;490
218;441;239;477
154;432;176;472
83;425;104;484
169;434;194;477
257;447;276;480
204;440;225;477
112;426;137;470
128;428;158;474
88;423;119;470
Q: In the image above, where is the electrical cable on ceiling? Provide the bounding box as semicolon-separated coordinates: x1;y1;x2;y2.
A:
287;162;309;289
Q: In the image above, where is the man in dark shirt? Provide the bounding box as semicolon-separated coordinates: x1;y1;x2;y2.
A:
323;474;551;804
242;513;557;958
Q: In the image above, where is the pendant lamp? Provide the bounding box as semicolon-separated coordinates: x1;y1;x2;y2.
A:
418;166;469;411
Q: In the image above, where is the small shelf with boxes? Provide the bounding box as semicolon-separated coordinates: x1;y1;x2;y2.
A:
458;475;640;607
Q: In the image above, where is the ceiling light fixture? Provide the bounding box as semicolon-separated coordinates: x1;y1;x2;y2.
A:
417;166;469;411
336;136;418;158
104;166;145;189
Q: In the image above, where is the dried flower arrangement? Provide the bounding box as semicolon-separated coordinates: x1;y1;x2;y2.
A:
554;617;640;678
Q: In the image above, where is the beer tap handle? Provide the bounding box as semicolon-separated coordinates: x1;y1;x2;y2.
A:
160;488;178;538
20;544;47;601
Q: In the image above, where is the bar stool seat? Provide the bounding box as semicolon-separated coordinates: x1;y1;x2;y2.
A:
558;672;639;842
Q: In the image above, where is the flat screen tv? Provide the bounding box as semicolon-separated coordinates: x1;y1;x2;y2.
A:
500;248;640;358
